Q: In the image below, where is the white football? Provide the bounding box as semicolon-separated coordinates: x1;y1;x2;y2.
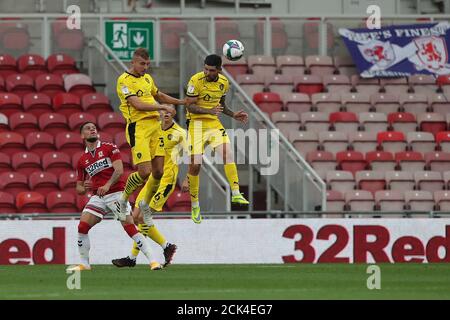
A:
223;40;244;61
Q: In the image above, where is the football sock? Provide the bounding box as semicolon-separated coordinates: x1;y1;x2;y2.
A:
122;172;145;201
188;173;200;207
77;221;91;267
224;163;240;193
123;224;154;263
147;224;167;249
140;174;161;204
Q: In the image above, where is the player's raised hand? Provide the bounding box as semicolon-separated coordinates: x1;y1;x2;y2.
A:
211;104;224;115
233;110;249;124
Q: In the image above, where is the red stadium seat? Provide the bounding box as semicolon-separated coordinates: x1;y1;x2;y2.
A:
408;74;438;95
71;151;84;170
0;92;23;116
329;112;359;133
25;131;55;156
120;152;133;170
222;57;248;79
42;151;72;176
294;75;323;96
52;92;82;116
418;113;446;137
46;53;78;75
76;193;93;212
81;92;112;117
0;132;25;155
11;152;41;175
436;131;450;152
68;112;96;131
387;112;417;132
47;191;77;213
38;112;69;135
377;131;406;153
400;93;429;116
380;77;409;95
0;172;29;197
17;54;47;79
429;93;450;118
365;151;395;172
404;190;436;213
166;190;191;211
97;112;126;136
356;171;386;195
8;112;38;136
35;73;64;98
0;76;4;92
0;152;11;174
63;74;95;97
22;92;52;117
55;131;84;154
395;151;425;172
0;191;16;213
253;92;283;116
0;54;17;78
16;191;47;213
0;113;7;132
437;75;450;92
248;55;277;78
276;55;305;77
236;74;266;98
97;131;113;143
29;171;59;194
305;55;335;76
5;73;35;97
59;171;78;193
336;151;366;176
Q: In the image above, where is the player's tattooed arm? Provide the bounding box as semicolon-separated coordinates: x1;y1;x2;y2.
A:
221;96;249;123
76;180;90;195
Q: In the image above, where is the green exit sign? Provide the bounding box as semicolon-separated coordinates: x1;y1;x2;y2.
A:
104;21;154;61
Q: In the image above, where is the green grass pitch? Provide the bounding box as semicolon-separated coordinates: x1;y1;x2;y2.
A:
1;264;450;300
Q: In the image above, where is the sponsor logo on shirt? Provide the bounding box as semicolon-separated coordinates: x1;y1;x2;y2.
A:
85;158;112;177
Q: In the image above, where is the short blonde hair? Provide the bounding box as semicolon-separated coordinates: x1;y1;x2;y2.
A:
133;47;150;60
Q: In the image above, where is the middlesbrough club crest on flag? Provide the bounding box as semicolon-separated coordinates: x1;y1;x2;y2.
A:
359;40;396;69
414;36;448;72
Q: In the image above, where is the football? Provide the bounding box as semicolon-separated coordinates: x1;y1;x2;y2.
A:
223;39;244;61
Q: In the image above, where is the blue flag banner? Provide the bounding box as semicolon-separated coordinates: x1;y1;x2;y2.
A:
339;22;450;78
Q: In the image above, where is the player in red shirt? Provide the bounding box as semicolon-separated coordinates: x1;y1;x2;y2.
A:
67;122;163;271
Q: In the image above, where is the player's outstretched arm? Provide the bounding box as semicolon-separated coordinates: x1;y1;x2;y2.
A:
127;96;174;114
97;160;123;197
156;91;186;106
221;97;248;124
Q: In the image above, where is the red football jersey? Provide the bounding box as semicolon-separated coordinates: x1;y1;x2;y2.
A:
76;141;125;195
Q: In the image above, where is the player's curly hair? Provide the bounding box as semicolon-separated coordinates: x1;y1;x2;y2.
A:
204;54;222;69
